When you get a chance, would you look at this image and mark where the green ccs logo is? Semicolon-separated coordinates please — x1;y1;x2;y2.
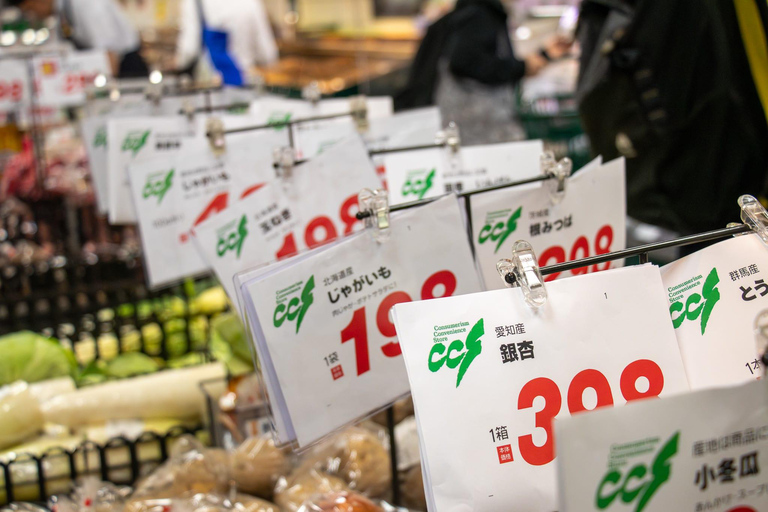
267;112;292;131
121;130;150;156
273;276;315;334
142;169;174;205
94;127;107;149
596;432;679;512
478;207;522;253
428;319;484;388
668;267;720;335
402;169;436;200
216;214;248;259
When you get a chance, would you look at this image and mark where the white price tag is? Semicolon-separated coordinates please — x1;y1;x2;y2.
107;116;201;224
392;265;690;512
0;59;29;113
129;136;280;288
470;157;626;290
194;136;381;312
383;140;546;206
556;379;768;512
239;196;481;447
108;114;280;224
661;234;768;389
35;51;111;107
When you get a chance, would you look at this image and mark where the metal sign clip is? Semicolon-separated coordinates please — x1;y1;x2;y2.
436;122;461;154
206;117;226;155
739;195;768;246
541;151;572;204
358;188;391;243
497;240;548;309
273;146;296;180
351;96;369;133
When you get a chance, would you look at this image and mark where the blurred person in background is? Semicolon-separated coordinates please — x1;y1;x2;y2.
175;0;279;86
577;0;768;236
396;0;570;144
8;0;149;78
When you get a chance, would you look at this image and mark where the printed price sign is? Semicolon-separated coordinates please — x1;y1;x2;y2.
661;234;768;389
392;265;690;512
107;116;200;224
107;114;286;224
383;140;545;206
556;379;768;512
0;59;29;113
194;136;381;311
34;51;111;107
239;196;482;447
82;99;152;214
470;157;626;290
129;136;280;288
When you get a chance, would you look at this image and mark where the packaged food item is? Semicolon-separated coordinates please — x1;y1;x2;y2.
274;470;351;512
292;426;391;498
370;400;414;427
131;436;230;499
0;382;44;450
296;491;383;512
232;493;281;512
231;436;291;499
399;466;426;512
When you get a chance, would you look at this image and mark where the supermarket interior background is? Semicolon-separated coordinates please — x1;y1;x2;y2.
0;1;767;511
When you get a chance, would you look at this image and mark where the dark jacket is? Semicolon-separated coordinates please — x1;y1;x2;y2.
448;0;526;85
395;0;524;110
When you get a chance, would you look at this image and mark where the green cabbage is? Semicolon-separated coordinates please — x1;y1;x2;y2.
0;332;76;387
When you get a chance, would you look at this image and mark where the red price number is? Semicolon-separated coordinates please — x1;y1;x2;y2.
539;225;614;281
64;72;99;94
517;359;665;466
0;80;24;102
340;270;458;376
275;193;361;260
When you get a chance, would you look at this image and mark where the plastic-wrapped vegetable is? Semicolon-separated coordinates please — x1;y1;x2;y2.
41;363;226;427
0;382;44;450
274;470;351;512
230;436;291;500
292;425;391;498
132;436;230;500
399;466;426;512
296;491;383;512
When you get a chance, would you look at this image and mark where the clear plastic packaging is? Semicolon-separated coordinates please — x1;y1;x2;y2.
296;491;383;512
274;470;351;512
130;436;230;500
291;425;391;498
230;435;291;500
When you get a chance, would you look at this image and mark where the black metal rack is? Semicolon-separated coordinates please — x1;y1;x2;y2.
0;426;203;505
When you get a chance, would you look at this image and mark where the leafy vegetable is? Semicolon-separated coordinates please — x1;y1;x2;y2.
0;332;76;387
106;352;161;379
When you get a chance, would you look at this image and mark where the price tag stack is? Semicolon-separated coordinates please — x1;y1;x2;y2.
77;84;768;512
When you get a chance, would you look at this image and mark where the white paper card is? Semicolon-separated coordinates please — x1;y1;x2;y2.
556;379;768;512
0;59;29;114
34;51;111;107
240;195;482;447
392;265;690;512
470;157;626;290
661;234;768;389
129;136;281;288
194;136;381;311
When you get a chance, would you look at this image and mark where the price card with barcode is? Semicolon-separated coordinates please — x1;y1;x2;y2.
556;378;768;512
129;134;281;288
0;59;29;114
194;136;381;312
470;157;626;290
239;195;482;448
391;264;690;512
34;51;111;107
660;234;768;390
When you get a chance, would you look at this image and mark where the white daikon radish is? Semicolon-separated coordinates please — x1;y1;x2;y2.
0;382;44;450
28;377;76;403
41;363;226;427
